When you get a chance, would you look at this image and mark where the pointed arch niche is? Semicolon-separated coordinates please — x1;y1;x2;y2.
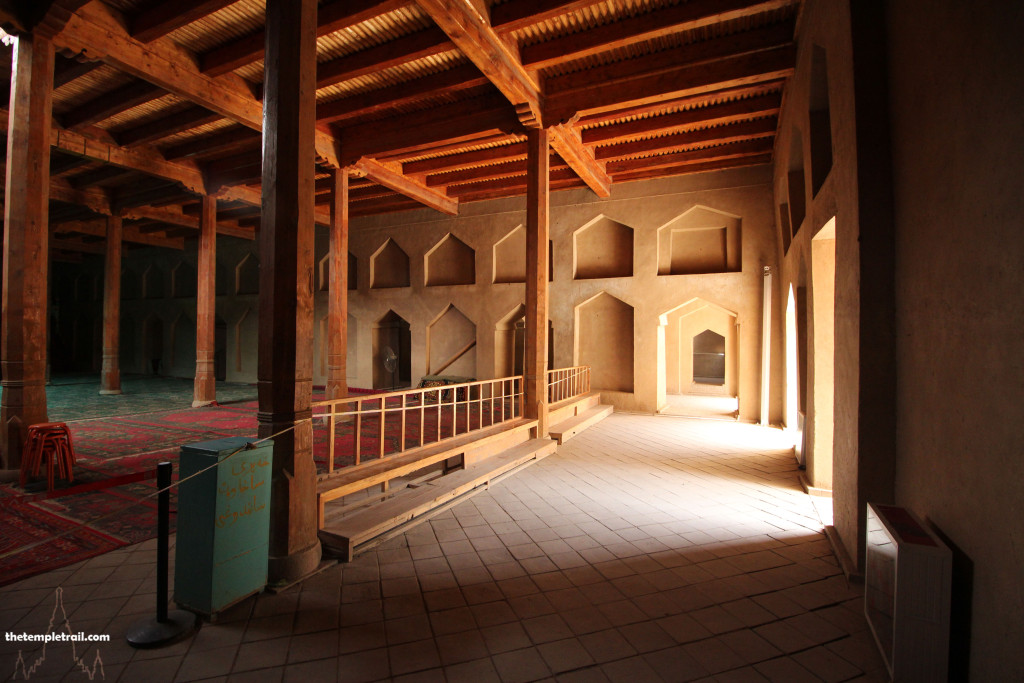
493;225;553;284
172;260;197;298
573;215;633;280
426;233;475;286
427;305;476;378
657;206;741;275
659;298;738;403
373;310;411;389
575;292;634;392
317;252;358;292
236;253;259;295
371;238;410;289
494;304;553;377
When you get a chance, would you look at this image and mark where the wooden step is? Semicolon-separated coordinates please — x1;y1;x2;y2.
316;417;536;525
549;404;613;444
319;437;557;561
547;391;601;426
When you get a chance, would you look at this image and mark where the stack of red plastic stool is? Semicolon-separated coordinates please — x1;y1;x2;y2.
20;422;77;491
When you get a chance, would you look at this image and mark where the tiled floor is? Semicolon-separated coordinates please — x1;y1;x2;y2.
0;413;886;682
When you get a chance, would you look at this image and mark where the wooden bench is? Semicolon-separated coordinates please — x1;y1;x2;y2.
549;403;613;444
319;437;556;560
316;417;536;527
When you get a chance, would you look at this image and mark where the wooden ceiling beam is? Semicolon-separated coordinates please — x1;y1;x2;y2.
60;80;163;129
123;203;255;239
605;138;774;174
52;2;341;166
316;65;490;125
546;43;796;123
316;27;453;90
415;0;541;123
51;236;106;255
116;105;222;147
578;81;784;126
129;0;238;43
489;0;605;34
446;167;579;197
425;154;566;186
339;95;522;161
65;164;136;189
548;123;609;196
582;91;782;145
403;141;528;175
350;157;458;215
595;116;778;161
53;218;185;249
53;57;101;88
199;0;409;77
521;0;797;70
610;152;773;183
415;0;610;196
161;124;259;160
377;132;515;163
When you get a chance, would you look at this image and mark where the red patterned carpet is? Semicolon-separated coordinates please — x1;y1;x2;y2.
0;389;510;586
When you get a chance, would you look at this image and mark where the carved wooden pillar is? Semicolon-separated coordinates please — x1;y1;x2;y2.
1;34;54;470
259;0;321;584
327;168;349;400
100;215;122;395
524;127;550;435
193;195;217;407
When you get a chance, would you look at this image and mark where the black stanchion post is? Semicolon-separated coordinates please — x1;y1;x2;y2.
156;461;170;623
126;461;199;648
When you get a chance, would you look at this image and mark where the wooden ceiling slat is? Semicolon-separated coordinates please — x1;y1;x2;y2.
61;80;164;129
605;138;774;174
316;65;490;125
610;153;773;183
117;105;222;147
351;158;458;215
403;142;528;175
416;0;610;196
161;124;259;160
130;0;239;43
426;155;567;187
545;44;796;122
489;0;606;34
339;95;522;161
582;92;782;145
199;0;410;77
594;116;778;161
521;0;797;70
316;28;453;90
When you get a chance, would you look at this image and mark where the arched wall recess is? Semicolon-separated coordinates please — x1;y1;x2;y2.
371;238;410;289
575;291;634;392
426;233;475;286
656;205;742;275
573;215;634;280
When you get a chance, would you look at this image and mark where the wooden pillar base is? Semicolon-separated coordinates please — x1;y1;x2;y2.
260;415;322;585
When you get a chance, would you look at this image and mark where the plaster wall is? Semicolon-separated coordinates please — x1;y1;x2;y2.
887;1;1024;678
343;165;782;419
771;0;897;568
118;168;782;421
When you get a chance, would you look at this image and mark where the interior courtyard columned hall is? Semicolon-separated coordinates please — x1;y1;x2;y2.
0;0;1020;680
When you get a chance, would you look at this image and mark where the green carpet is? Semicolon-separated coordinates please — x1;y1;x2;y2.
46;374;258;421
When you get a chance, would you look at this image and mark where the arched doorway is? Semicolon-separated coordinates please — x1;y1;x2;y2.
658;298;738;419
372;310;411;389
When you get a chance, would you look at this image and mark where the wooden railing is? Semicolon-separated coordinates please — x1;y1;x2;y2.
547;365;591;403
313;376;524;474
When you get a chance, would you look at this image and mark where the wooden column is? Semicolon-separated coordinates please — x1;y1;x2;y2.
326;168;349;400
524;127;550;435
259;0;321;584
1;34;54;470
193;195;217;407
100;215;123;395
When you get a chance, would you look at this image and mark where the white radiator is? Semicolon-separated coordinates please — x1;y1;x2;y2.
864;503;952;682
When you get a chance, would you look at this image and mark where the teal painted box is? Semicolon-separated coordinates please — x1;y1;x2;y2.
174;437;272;618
